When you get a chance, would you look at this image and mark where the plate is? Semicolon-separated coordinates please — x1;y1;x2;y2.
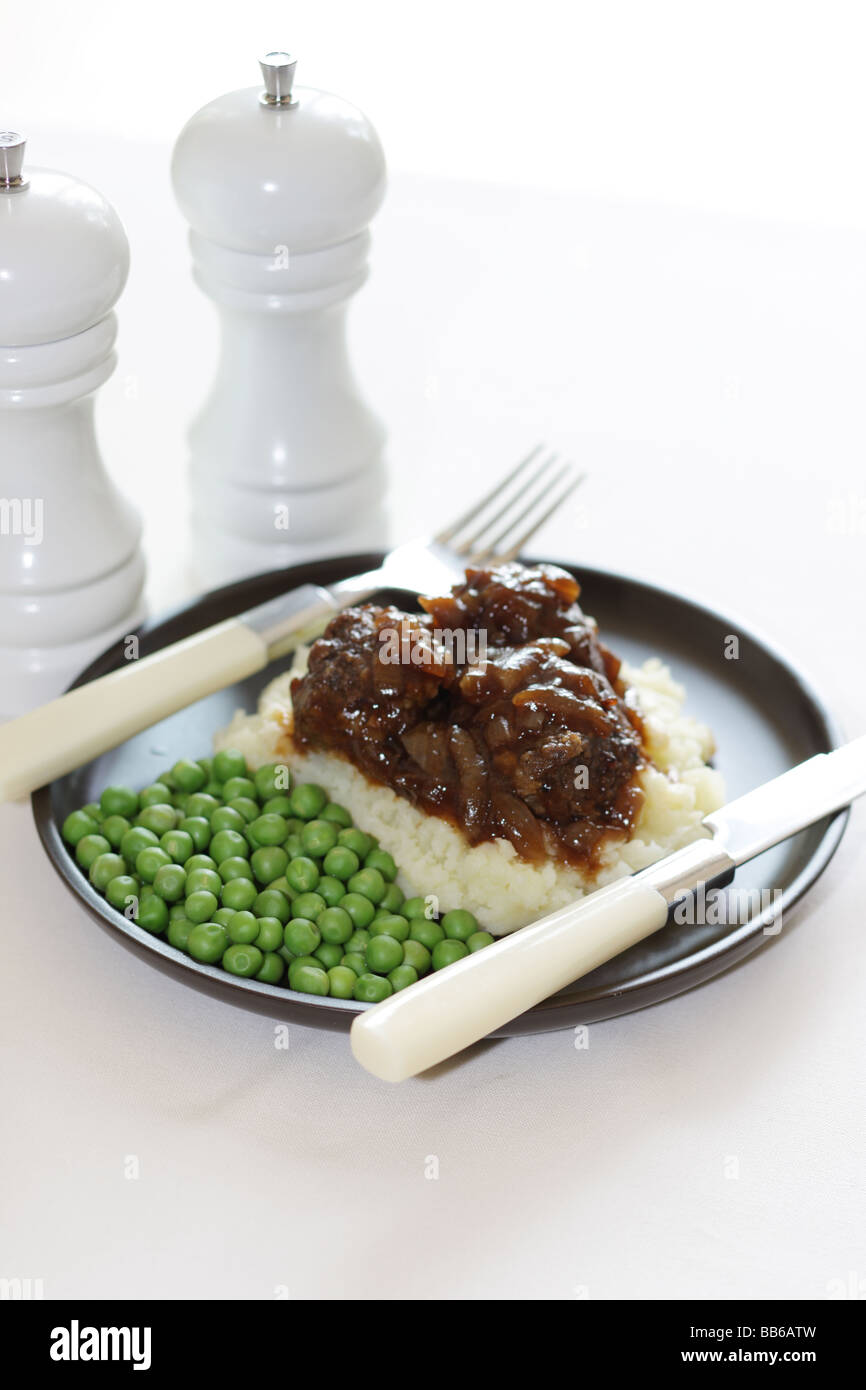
32;553;848;1037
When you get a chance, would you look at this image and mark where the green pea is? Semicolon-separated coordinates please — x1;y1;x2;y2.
256;952;284;984
209;805;246;834
81;802;102;821
89;852;127;890
285;857;319;894
380;882;405;913
316;875;345;907
261;795;293;818
105;874;139;910
159;829;194;864
388;964;418;992
254;763;290;800
409;919;444;951
370;913;409;943
292;891;326;921
328;965;358;998
432;939;469;970
345;929;371;955
185;890;220;924
286;954;322;975
322;846;359;881
197;756;213;776
218;855;254;883
227;910;259;944
212;908;237;928
178;816;211;851
289;782;328;820
138;782;171;808
289;964;329;996
353;973;392;1003
284;917;321;956
169;902;188;919
212;747;247;784
265;875;295;899
341;893;376;929
171;791;190;813
209;829;248;863
185;853;217;875
364;848;397;882
185;867;222;896
100;814;130;849
227;796;259;824
222;776;258;803
221;877;258;912
253;916;284;952
251;845;288;884
120;825;159;865
167;915;193;949
100;785;139;819
135;804;177;836
187;921;228;963
403;896;434;920
138;895;169;934
155;771;176;790
169;758;206;793
76;833;111;870
338;827;374;859
253;889;291;923
441;909;479;942
135;846;172;883
153;864;187;902
62;809;99;846
317;906;353;945
185;792;221;820
340;953;367;977
468;931;495;952
402;939;432;975
321;802;352;828
300;819;339;857
284;834;304;860
203;780;223;800
139;884;155;900
347;867;387;904
366;935;403;974
247;813;285;847
314;941;343;970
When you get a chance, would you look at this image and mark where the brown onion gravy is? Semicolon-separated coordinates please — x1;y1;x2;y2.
289;563;646;870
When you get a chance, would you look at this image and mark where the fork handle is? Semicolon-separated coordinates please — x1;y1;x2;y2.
0;582;341;803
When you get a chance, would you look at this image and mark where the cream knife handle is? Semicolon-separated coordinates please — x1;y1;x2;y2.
350;839;735;1082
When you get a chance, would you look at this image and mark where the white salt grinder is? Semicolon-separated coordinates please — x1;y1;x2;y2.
0;133;145;718
171;52;388;585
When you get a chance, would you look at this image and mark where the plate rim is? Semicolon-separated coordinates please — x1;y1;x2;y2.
31;552;850;1035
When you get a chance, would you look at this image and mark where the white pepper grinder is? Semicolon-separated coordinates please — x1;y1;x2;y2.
171;52;388;584
0;133;145;718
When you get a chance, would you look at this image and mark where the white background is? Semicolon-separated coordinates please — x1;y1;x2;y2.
1;0;865;1303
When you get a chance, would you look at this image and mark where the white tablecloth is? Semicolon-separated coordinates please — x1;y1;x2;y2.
2;143;864;1299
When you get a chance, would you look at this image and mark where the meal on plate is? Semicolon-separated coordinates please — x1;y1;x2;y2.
59;562;723;1003
217;562;724;933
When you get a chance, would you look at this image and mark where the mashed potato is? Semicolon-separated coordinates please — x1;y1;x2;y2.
215;654;724;933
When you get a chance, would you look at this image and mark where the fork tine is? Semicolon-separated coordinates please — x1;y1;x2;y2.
434;444;544;545
493;467;586;562
457;450;561;553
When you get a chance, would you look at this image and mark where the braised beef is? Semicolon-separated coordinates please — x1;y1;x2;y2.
289;563;646;870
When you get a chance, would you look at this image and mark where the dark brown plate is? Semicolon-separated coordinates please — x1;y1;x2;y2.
32;553;848;1036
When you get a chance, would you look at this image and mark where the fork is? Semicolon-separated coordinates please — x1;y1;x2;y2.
0;446;584;802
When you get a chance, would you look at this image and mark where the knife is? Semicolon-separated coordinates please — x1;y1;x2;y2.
350;735;866;1082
